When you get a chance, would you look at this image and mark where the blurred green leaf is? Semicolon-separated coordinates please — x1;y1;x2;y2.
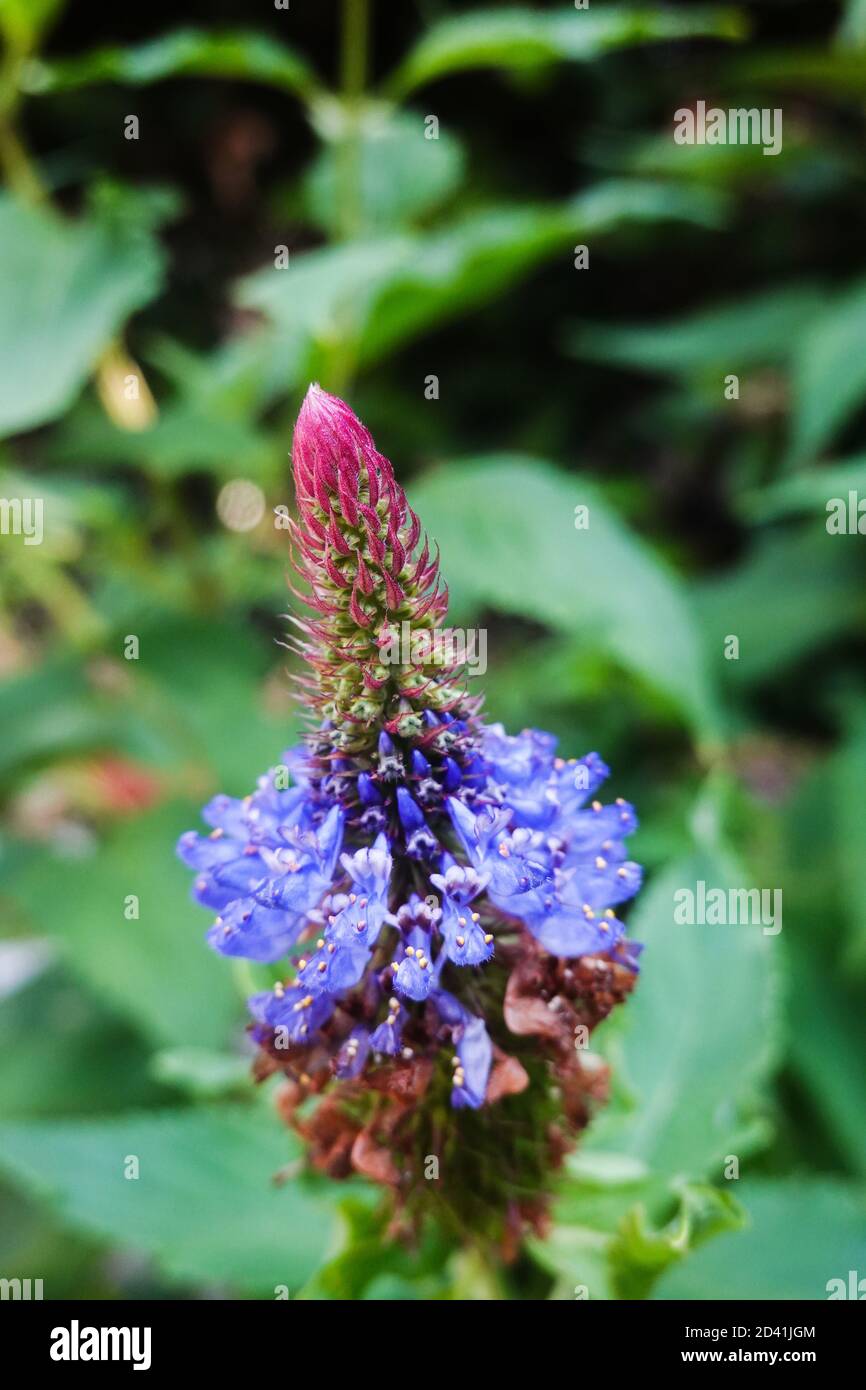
8;803;240;1050
587;126;848;190
731;47;866;95
0;1106;338;1294
832;706;866;975
0;195;165;437
387;5;746;96
0;963;167;1117
0;658;114;785
588;849;777;1179
236;180;726;400
47;400;277;482
411;455;719;736
297;1198;452;1301
839;0;866;46
303;107;466;234
609;1183;745;1299
745;455;866;521
787;279;866;464
787;948;866;1178
654;1179;866;1299
150;1046;253;1100
694;527;865;686
567;285;824;376
30;27;317;98
135;616;298;792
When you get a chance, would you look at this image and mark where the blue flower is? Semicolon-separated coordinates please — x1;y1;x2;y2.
369;997;405;1055
392;924;436;1000
177;391;642;1119
433;991;492;1110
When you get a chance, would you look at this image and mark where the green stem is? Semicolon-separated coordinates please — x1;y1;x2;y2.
340;0;369;106
336;0;369;242
0;45;47;204
326;0;371;394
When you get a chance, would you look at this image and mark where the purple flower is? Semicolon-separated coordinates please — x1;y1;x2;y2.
177;386;642;1124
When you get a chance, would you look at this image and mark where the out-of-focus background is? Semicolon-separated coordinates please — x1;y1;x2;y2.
1;0;865;1301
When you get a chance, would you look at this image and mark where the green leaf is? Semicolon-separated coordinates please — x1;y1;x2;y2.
744;455;866;522
567;285;824;376
0;195;165;437
609;1183;746;1299
0;1106;339;1294
302;107;466;235
48;400;278;482
587;125;839;189
0;656;116;786
150;1047;252;1100
30;27;317;98
296;1199;452;1301
135;615;298;792
235;180;726;400
693;527;866;686
387;6;746;97
7;803;240;1051
787;279;866;463
787;948;866;1177
410;455;719;736
832;707;866;975
0;963;167;1118
588;849;777;1180
654;1179;866;1299
839;0;866;46
731;47;866;97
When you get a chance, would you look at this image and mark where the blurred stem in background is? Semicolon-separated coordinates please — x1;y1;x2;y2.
339;0;369;216
0;31;45;203
326;0;371;395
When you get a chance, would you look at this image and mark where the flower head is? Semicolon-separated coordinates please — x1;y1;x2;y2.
178;385;642;1235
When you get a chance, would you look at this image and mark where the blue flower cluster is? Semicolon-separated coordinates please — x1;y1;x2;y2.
178;719;641;1109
